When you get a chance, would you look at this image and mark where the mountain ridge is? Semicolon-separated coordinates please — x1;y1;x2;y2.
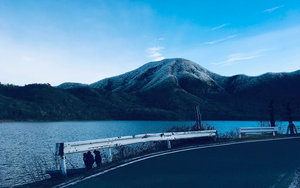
1;58;299;121
57;58;300;96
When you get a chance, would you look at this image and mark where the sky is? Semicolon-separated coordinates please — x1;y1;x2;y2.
0;0;299;86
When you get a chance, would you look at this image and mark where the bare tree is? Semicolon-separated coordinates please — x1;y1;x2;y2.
286;102;298;134
268;99;276;127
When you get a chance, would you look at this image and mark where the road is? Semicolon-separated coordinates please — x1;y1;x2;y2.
65;137;300;188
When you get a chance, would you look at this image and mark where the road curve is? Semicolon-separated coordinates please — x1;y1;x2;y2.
63;137;300;188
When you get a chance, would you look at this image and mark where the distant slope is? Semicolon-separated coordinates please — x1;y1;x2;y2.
57;82;89;89
220;70;300;94
0;84;179;121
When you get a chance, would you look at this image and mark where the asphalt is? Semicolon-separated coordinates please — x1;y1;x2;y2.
64;138;300;188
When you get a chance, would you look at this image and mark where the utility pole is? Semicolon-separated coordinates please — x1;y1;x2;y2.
195;105;203;130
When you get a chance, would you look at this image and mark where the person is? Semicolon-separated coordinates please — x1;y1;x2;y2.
86;151;94;170
94;150;102;167
83;153;87;169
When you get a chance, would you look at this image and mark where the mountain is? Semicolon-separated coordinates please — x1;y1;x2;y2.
58;58;299;98
1;58;299;121
89;58;224;94
58;58;300;121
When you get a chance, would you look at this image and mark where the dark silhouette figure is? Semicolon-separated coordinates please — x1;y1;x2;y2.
83;153;87;168
94;150;102;167
86;151;94;170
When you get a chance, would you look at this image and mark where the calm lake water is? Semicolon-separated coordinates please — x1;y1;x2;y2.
0;120;298;187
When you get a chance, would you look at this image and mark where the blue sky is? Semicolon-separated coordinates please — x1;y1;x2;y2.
0;0;299;86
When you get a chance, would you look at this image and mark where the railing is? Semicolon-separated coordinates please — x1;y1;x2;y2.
55;130;217;176
239;127;278;138
291;126;299;134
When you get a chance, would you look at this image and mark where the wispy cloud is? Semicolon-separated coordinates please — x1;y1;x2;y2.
147;46;165;61
205;35;236;45
212;23;230;30
263;5;284;13
212;54;260;66
212;49;271;66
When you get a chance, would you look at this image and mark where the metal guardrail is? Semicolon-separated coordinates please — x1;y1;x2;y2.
239;127;278;138
55;130;217;176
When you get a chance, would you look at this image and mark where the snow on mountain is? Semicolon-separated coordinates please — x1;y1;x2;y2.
89;58;224;93
57;58;300;95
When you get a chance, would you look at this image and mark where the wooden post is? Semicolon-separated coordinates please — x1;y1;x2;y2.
167;140;171;149
108;148;112;163
55;143;67;176
61;155;67;176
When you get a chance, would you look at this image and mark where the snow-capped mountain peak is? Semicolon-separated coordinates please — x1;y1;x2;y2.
57;58;299;97
89;58;223;93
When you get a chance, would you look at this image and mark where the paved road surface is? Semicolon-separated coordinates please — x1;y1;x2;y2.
66;138;300;188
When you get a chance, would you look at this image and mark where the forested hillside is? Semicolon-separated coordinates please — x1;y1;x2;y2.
0;82;298;121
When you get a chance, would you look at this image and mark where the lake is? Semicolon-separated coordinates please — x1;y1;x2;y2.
0;120;298;187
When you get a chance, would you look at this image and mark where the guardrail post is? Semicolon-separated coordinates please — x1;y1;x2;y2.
61;155;67;176
108;148;112;163
273;131;275;136
239;128;241;138
55;143;67;177
167;140;171;149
